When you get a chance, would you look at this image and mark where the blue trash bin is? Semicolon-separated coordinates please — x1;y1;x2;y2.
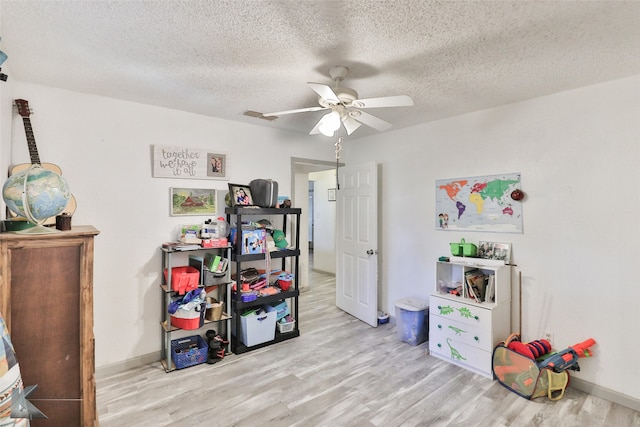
395;297;429;345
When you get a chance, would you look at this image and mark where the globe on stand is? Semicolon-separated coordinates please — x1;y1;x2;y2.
2;165;71;234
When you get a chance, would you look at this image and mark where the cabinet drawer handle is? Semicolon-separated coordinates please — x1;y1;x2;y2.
437;324;442;329
474;336;479;341
437;343;442;348
474;316;479;320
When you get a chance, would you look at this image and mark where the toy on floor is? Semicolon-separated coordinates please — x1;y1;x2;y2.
493;334;597;402
205;329;229;364
538;338;596;372
508;338;552;360
507;335;596;372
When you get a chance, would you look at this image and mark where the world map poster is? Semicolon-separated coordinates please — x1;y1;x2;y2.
436;173;523;233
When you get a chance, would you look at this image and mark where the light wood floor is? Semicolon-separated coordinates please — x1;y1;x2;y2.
97;269;640;426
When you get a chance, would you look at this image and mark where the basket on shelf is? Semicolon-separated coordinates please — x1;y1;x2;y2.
277;318;296;334
164;266;200;295
171;335;208;369
450;238;477;257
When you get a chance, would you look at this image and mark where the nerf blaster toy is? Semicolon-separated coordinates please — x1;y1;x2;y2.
538;338;596;373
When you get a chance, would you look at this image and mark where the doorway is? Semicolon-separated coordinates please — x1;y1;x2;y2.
308;168;338;274
291;157;342;291
308;181;314;252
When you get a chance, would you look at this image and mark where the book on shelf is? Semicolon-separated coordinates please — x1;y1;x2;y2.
216;257;229;273
484;274;496;302
464;269;487;303
464;271;480;303
466;280;480;302
205;253;222;271
162;241;202;251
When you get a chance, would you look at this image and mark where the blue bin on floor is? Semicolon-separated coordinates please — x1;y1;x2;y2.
395;297;429;346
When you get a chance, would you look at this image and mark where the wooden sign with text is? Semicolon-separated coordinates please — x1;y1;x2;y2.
152;145;228;180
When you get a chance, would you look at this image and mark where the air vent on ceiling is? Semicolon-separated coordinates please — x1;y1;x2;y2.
243;110;278;121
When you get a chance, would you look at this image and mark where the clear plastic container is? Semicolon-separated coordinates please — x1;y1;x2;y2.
395;297;429;345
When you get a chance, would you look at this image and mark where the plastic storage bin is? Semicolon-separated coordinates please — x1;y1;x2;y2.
240;304;277;347
171;335;208;369
269;300;290;321
164;265;200;295
395;297;429;346
170;302;206;330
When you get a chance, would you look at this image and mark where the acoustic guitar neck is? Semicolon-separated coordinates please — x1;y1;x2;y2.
21;114;42;165
12;99;62;175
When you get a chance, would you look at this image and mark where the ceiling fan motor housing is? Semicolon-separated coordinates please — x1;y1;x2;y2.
319;86;358;108
329;65;349;81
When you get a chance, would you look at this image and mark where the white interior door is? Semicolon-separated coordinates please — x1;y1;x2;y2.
336;161;378;327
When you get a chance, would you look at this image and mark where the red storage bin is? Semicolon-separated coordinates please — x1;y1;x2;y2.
170;302;206;330
164;266;200;295
171;316;201;330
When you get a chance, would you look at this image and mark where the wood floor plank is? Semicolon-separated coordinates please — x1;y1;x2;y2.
97;268;640;426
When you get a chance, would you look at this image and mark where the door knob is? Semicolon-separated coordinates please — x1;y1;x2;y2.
366;249;378;255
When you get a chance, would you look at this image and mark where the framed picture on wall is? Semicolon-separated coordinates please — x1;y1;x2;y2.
152;145;230;180
207;153;226;178
170;187;217;216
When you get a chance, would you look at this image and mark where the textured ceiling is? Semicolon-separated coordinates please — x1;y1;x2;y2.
1;1;639;139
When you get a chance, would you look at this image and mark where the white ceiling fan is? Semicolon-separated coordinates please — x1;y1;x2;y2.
261;65;414;137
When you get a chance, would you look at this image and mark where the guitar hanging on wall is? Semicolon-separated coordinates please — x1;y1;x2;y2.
11;99;77;225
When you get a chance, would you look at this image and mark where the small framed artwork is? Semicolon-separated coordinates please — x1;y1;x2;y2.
478;241;511;263
328;188;337;201
170;187;217;216
228;183;254;207
492;242;511;263
207;153;226;178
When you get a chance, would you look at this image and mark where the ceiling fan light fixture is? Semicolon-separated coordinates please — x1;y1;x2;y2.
319;127;334;137
318;111;341;137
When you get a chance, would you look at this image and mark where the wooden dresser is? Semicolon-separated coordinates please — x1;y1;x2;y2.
0;225;99;426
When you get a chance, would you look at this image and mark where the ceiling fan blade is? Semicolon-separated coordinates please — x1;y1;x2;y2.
341;115;362;135
308;82;340;104
309;115;325;135
351;95;414;109
349;110;392;131
262;106;327;117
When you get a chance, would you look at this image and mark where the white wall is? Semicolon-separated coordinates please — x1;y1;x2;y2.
0;81;335;369
3;74;638;406
309;169;336;274
342;75;640;402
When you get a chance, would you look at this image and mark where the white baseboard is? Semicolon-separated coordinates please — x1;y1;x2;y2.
570;376;640;412
95;351;160;380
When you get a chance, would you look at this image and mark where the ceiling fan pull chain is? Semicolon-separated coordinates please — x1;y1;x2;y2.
335;137;342;190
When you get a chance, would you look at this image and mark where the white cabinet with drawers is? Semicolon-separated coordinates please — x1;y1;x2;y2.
429;261;512;378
